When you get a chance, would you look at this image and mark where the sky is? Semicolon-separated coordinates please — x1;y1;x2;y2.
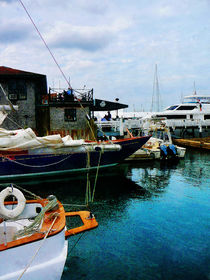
0;0;210;111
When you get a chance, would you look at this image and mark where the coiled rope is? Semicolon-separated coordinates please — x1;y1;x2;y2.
14;197;58;239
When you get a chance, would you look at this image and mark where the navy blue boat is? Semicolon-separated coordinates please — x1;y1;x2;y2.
0;136;150;182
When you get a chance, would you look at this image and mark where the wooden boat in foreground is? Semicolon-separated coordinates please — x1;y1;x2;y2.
0;186;98;280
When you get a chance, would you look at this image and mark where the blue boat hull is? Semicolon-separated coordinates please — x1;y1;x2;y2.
0;136;150;182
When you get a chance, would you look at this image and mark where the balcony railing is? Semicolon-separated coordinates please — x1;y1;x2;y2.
44;87;93;105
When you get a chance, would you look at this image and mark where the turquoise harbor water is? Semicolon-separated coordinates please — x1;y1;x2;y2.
32;150;209;279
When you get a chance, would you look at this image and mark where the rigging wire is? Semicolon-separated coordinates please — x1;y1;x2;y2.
18;0;72;89
0;84;17;112
18;0;97;141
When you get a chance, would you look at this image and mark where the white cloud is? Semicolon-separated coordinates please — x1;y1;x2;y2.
0;0;210;110
46;22;116;52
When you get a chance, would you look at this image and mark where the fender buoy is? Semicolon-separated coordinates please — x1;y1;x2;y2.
0;187;26;219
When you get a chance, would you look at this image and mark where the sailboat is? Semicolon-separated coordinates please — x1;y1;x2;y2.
0;112;150;182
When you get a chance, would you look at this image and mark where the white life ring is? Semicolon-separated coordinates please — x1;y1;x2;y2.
0;187;26;219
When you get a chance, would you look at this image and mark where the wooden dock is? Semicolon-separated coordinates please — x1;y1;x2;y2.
173;137;210;150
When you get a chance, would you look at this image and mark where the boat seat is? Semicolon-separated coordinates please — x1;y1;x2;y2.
0;219;33;243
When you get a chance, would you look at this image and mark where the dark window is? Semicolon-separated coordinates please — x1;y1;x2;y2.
64;109;77;122
8;80;27;100
176;106;196;110
166;105;178;110
204;115;210;120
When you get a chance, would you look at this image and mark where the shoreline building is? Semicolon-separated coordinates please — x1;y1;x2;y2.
0;66;127;139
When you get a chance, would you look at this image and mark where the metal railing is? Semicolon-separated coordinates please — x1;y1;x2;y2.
48;87;93;103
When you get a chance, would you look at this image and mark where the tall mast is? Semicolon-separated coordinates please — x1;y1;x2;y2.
151;64;161;112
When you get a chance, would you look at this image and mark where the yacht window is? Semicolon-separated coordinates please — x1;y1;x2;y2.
204;115;210;120
166;105;178;110
176;106;197;110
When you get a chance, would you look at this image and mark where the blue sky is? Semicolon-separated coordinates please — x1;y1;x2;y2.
0;0;210;111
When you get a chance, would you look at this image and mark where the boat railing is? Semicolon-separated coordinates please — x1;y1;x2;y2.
95;118;142;136
164;119;210;128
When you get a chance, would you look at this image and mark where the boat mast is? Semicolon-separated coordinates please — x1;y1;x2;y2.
193;81;197;95
151;64;161;112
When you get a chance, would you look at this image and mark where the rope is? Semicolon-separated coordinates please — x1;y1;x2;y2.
0;84;17;112
68;232;85;254
1;153;73;168
18;0;72;89
17;215;58;280
14;197;58;239
18;0;98;141
3;114;25;130
0;183;42;200
85;150;91;205
84;147;102;204
91;150;102;202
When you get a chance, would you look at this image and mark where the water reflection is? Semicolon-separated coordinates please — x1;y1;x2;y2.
13;150;209;280
126;160;179;197
18;149;209;204
177;149;210;187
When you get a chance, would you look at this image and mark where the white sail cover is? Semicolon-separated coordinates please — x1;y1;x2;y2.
0;128;85;150
0;128;121;152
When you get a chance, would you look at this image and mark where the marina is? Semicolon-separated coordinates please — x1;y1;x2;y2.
0;1;210;279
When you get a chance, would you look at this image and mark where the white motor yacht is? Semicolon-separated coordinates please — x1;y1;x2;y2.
152;94;210;138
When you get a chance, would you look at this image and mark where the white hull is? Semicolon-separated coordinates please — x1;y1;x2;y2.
0;229;68;280
153;94;210;139
126;148;160;160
